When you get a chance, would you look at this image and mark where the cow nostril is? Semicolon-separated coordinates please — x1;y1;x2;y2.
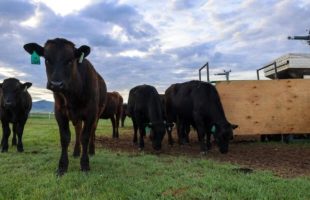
4;101;12;106
50;81;64;88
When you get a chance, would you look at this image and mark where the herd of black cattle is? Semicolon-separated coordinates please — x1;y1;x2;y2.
0;38;237;175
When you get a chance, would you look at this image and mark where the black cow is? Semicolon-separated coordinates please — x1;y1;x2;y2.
165;80;238;154
100;91;123;138
24;38;107;175
127;85;166;150
120;103;127;127
0;78;32;152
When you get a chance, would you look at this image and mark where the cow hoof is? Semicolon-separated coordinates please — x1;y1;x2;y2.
138;147;144;151
1;149;8;153
56;169;67;177
88;147;95;156
81;166;90;172
17;148;24;153
200;151;207;156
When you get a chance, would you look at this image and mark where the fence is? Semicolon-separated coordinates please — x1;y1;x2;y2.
216;79;310;135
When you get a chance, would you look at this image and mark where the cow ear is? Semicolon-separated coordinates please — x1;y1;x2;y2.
75;45;91;58
23;43;44;56
22;82;32;91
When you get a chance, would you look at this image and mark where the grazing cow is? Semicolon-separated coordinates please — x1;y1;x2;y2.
100;91;123;138
24;38;107;175
127;85;166;150
120;103;127;127
0;78;32;152
165;80;238;154
159;94;174;145
165;86;192;145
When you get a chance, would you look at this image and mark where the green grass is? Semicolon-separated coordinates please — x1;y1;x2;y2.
0;115;309;200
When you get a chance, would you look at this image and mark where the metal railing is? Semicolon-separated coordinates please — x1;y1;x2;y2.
198;62;209;82
256;60;289;80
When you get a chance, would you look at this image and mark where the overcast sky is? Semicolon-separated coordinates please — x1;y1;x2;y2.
0;0;309;102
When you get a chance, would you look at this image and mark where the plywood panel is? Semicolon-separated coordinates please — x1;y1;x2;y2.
216;79;310;135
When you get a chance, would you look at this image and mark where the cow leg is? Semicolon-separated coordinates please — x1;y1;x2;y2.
12;124;17;146
138;124;145;150
176;119;183;145
193;113;207;154
115;113;120;138
111;117;116;138
206;132;212;150
177;119;187;145
88;119;98;156
121;116;125;127
55;112;71;176
73;121;82;157
184;124;190;144
1;121;11;152
81;118;97;171
15;122;26;152
132;118;138;145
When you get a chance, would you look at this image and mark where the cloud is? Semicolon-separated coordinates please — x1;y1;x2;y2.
80;1;157;39
171;0;206;10
0;0;309;102
28;86;53;101
0;0;35;21
0;64;26;80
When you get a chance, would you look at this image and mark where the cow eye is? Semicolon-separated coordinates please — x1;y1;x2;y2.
45;59;51;64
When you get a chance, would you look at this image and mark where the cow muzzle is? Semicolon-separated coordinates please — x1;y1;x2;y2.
4;100;15;108
47;81;64;92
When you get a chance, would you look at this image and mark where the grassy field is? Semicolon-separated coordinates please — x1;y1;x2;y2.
0;114;309;200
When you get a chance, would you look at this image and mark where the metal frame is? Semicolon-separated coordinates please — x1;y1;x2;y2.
256;60;289;80
198;62;209;82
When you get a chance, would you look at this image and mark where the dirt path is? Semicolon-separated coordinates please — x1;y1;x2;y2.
96;130;310;178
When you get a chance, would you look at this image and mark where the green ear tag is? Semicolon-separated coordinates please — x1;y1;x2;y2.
79;52;84;64
145;127;151;135
211;125;216;134
31;51;40;65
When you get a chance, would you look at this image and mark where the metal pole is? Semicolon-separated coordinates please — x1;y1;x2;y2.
257;69;260;80
198;62;209;82
206;62;210;82
274;62;278;79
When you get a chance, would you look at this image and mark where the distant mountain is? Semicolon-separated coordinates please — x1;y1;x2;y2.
31;100;54;113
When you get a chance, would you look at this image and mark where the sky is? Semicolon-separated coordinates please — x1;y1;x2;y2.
0;0;309;102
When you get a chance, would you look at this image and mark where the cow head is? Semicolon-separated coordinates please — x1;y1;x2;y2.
165;122;174;133
213;123;238;154
0;78;32;108
146;121;166;151
23;38;90;93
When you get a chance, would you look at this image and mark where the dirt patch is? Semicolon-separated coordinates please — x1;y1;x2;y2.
96;130;310;178
162;186;190;197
